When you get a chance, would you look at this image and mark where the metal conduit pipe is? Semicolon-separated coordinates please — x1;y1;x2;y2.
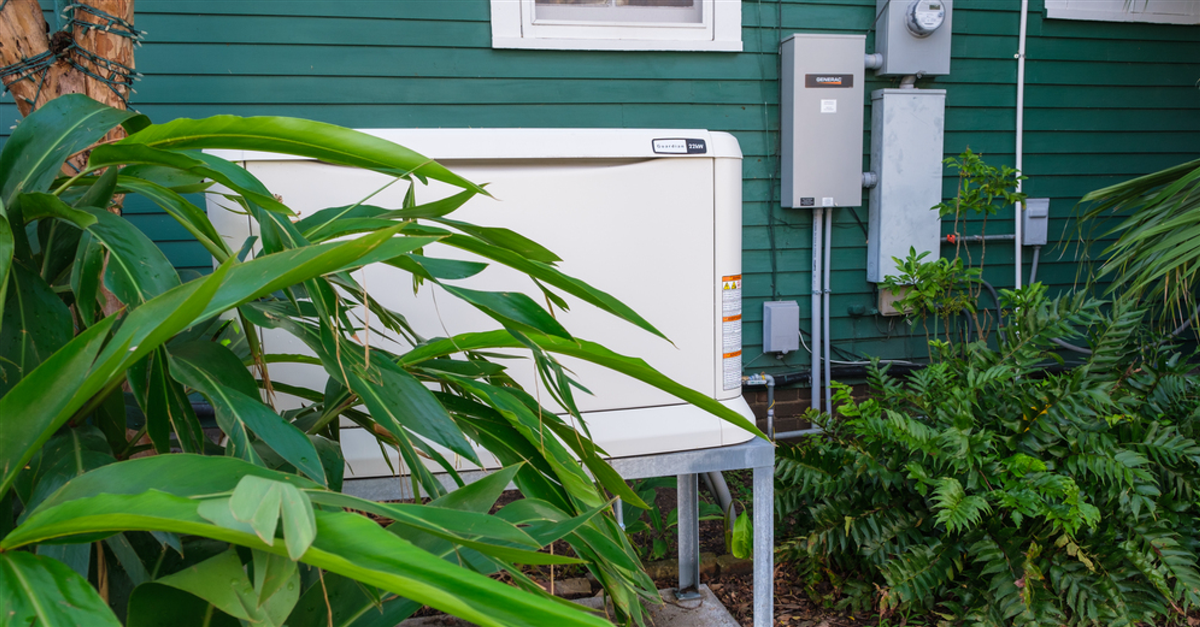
943;233;1016;244
1015;0;1031;288
702;471;738;529
823;208;833;412
774;427;823;440
744;373;776;440
1030;245;1042;284
811;208;824;413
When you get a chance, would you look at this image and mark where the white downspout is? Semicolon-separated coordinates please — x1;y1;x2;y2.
811;208;823;413
1014;0;1030;288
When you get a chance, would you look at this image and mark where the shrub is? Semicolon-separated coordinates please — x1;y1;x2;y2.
0;95;763;627
777;284;1200;626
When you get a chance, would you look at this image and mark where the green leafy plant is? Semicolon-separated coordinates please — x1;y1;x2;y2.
0;95;765;627
618;477;724;562
776;284;1200;626
1078;158;1200;323
880;247;981;346
880;150;1024;350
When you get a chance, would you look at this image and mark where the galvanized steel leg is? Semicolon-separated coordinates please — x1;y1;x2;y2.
676;473;701;599
753;462;774;627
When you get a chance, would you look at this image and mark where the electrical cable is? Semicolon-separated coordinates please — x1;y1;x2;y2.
847;206;870;240
798;326;918;366
978;279;1006;344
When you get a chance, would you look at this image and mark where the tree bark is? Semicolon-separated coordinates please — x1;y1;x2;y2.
0;0;135;117
0;0;135;317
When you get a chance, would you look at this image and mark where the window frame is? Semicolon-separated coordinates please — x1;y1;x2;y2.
1044;0;1200;25
490;0;743;51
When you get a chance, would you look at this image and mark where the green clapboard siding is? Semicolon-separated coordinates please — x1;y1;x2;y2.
1;0;1197;371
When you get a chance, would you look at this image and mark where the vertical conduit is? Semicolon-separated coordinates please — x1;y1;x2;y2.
811;208;824;413
823;207;833;412
1014;0;1030;288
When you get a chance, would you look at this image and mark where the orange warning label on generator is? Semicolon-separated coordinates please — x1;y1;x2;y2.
721;273;743;391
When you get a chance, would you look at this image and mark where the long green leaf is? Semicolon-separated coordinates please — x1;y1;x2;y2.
0;263;73;398
0;200;12;337
346;358;479;465
439;284;572;340
118;116;485;196
16;426;115;521
69;231;104;326
0;551;121;627
7;457;611;627
287;464;529;627
127;583;241;627
22;193;183;307
0;314;117;500
138;549;297;626
405;330;767;440
0;95;140;209
117;175;231;261
90;144;291;215
171;354;325;484
406;225;666;341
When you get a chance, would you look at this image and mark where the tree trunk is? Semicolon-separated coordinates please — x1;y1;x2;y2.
0;0;136;316
0;0;135;116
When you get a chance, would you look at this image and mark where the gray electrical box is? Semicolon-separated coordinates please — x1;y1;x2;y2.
867;88;946;283
763;301;800;354
781;34;865;209
874;0;953;77
1023;197;1050;246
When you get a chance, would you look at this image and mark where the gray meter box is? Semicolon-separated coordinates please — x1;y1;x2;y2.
867;88;946;283
875;0;953;77
781;34;865;209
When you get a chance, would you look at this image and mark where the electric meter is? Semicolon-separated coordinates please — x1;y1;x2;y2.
905;0;946;37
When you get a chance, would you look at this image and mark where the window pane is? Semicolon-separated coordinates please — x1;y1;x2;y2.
618;0;696;6
534;0;702;24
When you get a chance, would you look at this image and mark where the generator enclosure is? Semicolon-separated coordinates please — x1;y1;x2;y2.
781;33;866;209
208;129;757;479
867;88;946;283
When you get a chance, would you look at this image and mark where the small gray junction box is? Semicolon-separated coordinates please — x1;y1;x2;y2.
763;301;800;354
781;34;866;209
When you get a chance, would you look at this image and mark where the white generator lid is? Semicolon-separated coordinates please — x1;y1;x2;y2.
209;128;742;162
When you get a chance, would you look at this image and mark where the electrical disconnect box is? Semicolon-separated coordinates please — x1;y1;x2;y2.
1023;198;1050;246
874;0;953;76
867;88;946;283
781;34;865;209
762;301;800;354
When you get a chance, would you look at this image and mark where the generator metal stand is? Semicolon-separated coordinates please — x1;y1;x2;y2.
344;437;775;627
608;438;774;627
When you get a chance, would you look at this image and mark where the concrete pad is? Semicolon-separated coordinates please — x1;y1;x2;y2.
399;585;740;627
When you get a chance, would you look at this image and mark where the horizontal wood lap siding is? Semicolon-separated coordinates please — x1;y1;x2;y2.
1018;4;1200;314
3;0;1195;371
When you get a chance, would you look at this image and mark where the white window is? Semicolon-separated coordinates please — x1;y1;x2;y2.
1045;0;1200;25
490;0;742;51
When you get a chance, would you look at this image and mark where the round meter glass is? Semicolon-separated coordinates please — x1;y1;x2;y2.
905;0;946;38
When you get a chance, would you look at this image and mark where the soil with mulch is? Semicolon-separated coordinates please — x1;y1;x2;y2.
363;474;885;627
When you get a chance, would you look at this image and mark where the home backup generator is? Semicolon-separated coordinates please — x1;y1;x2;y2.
208;129;756;479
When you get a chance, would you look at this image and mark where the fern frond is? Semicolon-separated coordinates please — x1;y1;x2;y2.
880;541;960;611
932;477;991;533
